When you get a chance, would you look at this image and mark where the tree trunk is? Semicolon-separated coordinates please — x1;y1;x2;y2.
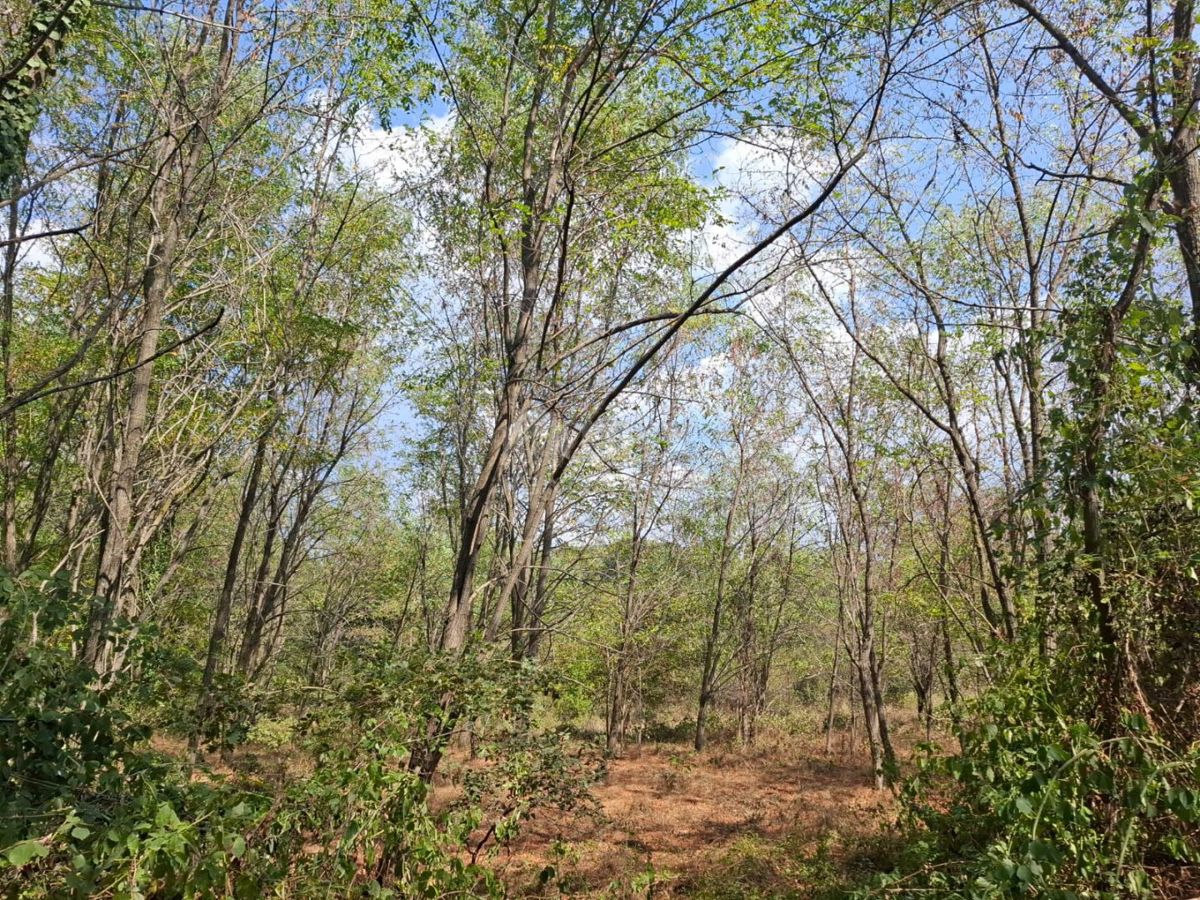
695;450;745;752
189;424;270;761
824;600;844;755
84;176;180;672
1;191;19;570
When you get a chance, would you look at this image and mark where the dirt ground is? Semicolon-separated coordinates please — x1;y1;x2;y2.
482;737;899;897
168;725;912;897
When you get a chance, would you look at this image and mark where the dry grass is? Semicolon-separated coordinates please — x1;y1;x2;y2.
155;711;935;897
483;734;906;897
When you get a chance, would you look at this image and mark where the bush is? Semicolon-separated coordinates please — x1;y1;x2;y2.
0;570;498;898
643;717;696;744
872;663;1200;898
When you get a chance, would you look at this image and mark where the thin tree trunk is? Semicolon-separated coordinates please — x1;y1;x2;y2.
824;599;844;755
1;191;20;570
84;178;180;671
189;424;270;761
695;460;744;752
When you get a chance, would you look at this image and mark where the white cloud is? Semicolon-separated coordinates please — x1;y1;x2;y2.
349;111;455;186
695;128;830;273
16;217;66;270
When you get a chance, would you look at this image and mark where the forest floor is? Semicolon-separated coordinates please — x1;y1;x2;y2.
476;731;911;898
173;719;920;897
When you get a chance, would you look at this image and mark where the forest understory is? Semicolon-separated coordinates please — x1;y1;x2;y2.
172;716;913;898
487;734;898;897
166;712;1200;898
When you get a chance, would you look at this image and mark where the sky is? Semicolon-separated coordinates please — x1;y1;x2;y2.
349;105;833;489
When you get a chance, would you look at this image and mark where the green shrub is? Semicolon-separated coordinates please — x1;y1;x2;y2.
0;570;497;898
872;664;1200;898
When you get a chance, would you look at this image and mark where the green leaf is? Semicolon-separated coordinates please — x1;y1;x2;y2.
5;840;49;866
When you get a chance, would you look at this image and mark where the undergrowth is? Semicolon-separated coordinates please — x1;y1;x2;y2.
0;570;596;898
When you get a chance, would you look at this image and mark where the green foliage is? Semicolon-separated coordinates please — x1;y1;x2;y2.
0;0;93;186
459;726;602;854
0;570;500;898
874;663;1200;898
303;646;605;857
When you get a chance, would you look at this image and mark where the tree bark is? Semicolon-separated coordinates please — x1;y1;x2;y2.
189;423;270;760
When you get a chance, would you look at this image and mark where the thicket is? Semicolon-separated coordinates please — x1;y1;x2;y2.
1;570;602;897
